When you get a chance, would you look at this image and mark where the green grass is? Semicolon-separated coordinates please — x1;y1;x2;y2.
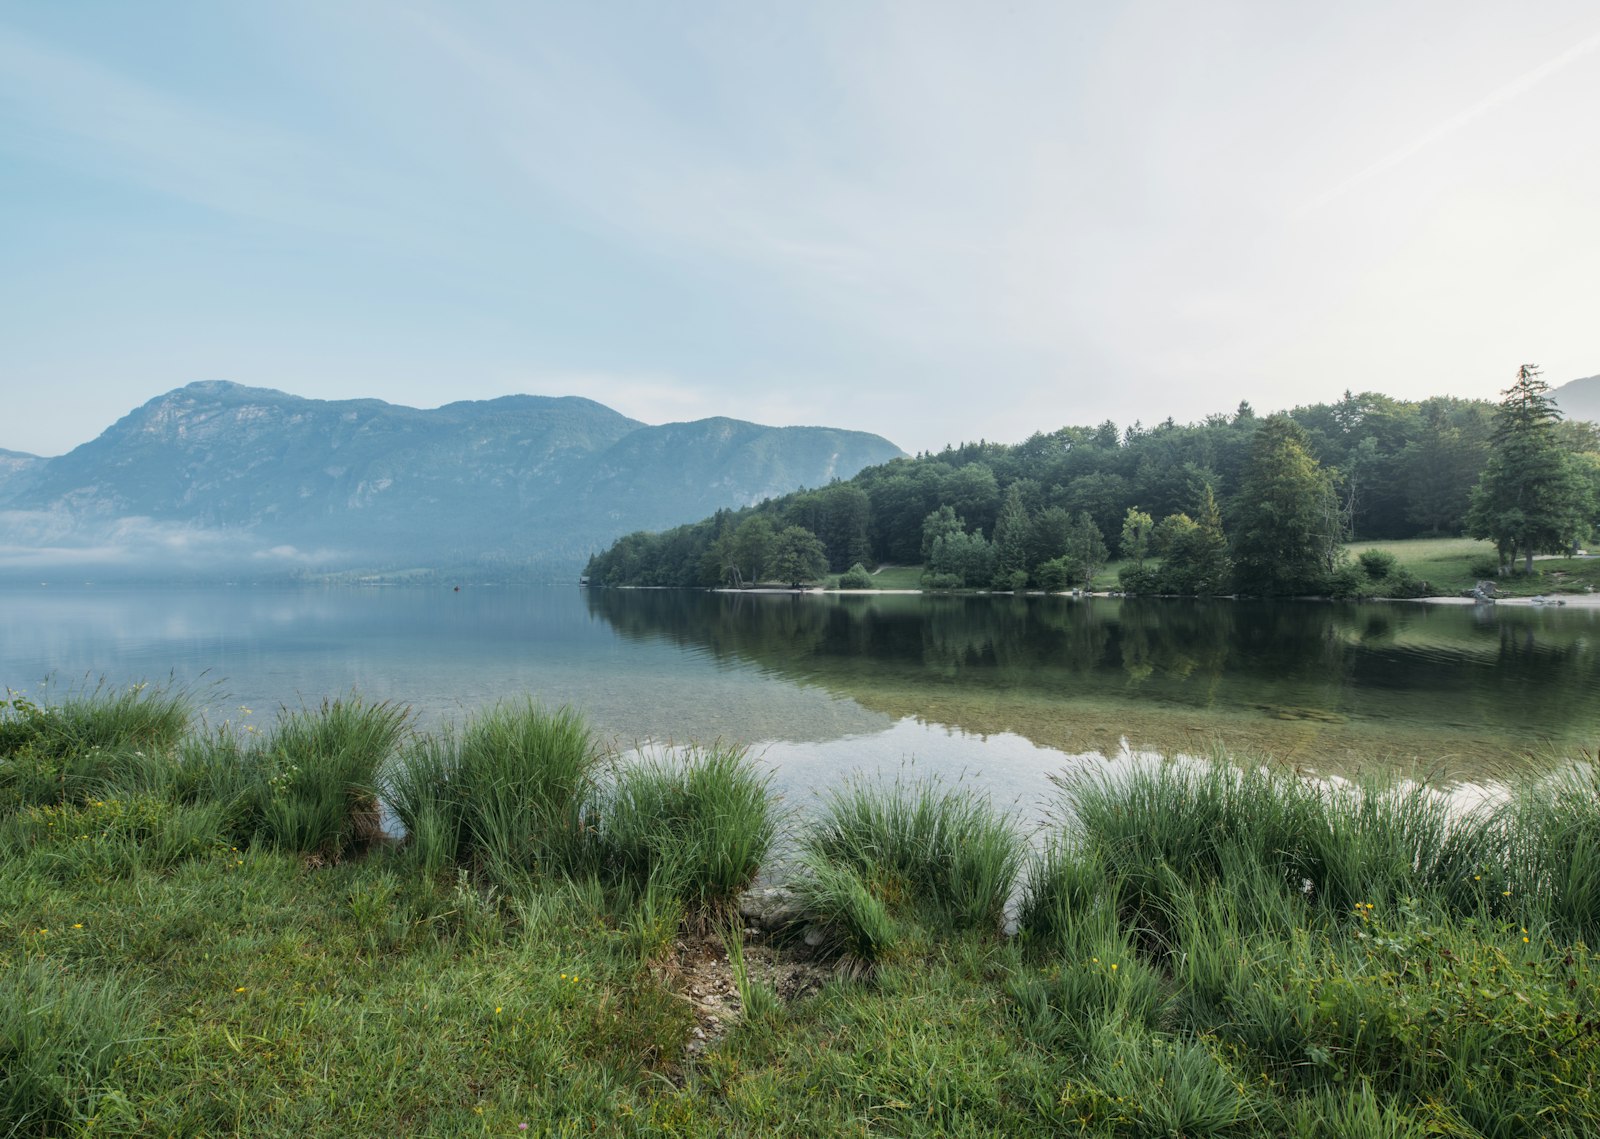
249;697;409;860
6;685;1600;1136
1347;536;1600;597
864;564;923;589
0;959;151;1134
1;682;193;812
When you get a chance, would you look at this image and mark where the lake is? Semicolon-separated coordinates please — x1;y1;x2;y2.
3;584;1597;810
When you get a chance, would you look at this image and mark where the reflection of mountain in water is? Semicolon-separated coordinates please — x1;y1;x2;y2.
585;590;1600;773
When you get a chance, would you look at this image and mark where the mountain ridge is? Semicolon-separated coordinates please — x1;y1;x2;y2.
1552;375;1600;425
0;382;904;580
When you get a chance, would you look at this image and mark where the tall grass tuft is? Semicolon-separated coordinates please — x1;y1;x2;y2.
1499;761;1600;944
598;743;775;923
0;683;191;811
168;725;262;841
1086;1025;1258;1138
383;702;600;882
792;856;900;968
1280;1084;1431;1139
801;777;1023;934
1016;838;1112;948
1058;757;1498;921
721;917;782;1025
0;959;150;1132
253;697;408;860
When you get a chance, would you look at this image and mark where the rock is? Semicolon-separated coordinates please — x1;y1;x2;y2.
739;886;806;932
1473;580;1498;603
802;924;828;948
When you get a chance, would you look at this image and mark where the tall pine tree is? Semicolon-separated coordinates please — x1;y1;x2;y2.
1467;365;1593;574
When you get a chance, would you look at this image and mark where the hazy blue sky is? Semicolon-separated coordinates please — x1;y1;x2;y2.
3;1;1597;457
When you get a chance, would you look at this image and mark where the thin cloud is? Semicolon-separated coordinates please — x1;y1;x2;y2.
1297;28;1600;217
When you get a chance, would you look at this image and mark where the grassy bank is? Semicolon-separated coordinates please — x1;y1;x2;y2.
1349;537;1600;598
5;686;1600;1136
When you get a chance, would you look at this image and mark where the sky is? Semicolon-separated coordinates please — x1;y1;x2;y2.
2;1;1598;459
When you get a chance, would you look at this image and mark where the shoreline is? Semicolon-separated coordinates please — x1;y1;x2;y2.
711;584;1600;608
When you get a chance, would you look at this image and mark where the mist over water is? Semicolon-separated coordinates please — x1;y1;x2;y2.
4;584;1596;807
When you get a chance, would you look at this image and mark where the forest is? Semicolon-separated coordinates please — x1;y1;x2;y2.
585;379;1600;597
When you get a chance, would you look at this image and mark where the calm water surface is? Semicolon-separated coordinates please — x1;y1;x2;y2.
4;584;1596;807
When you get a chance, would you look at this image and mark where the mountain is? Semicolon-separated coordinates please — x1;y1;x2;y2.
0;448;42;497
1552;375;1600;425
0;382;904;580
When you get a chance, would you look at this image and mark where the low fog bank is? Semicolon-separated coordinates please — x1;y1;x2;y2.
0;511;582;585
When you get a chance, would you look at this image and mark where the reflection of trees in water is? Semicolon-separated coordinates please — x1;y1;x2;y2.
584;589;832;670
584;590;1600;742
1115;600;1232;689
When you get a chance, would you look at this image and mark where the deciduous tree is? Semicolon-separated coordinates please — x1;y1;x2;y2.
768;526;828;587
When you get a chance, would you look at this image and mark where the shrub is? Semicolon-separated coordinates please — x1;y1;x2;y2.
1357;549;1398;579
838;563;875;589
1036;557;1074;592
919;571;964;591
1383;568;1429;598
996;569;1030;593
1327;561;1370;599
1468;555;1501;578
1117;565;1162;594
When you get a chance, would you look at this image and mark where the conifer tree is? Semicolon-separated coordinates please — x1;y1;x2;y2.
1467;365;1593;574
1231;415;1344;595
990;483;1031;588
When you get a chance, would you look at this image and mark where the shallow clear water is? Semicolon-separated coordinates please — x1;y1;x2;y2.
3;584;1596;808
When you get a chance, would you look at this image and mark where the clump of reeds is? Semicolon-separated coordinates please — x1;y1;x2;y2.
1048;757;1502;927
249;697;409;860
794;777;1022;966
1498;760;1600;945
596;742;776;924
1010;754;1600;1137
384;701;600;882
0;682;192;811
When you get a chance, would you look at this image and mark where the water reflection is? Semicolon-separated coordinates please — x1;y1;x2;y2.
586;590;1600;776
2;584;1593;788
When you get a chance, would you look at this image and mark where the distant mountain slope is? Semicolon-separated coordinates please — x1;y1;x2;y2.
0;448;42;502
0;382;904;579
1552;375;1600;424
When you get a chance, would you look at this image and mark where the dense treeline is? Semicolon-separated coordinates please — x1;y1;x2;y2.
586;386;1600;596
